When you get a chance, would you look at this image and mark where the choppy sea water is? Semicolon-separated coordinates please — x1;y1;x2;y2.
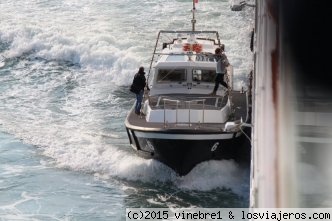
0;0;254;220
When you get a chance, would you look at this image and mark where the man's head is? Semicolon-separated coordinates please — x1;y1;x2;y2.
220;44;225;52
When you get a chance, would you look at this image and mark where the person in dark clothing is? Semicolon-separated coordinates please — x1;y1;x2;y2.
209;45;229;96
131;66;149;115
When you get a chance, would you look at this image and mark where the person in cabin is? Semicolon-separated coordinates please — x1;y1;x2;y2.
209;44;230;95
130;66;149;115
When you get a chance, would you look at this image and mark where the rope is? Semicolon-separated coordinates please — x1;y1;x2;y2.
239;123;252;143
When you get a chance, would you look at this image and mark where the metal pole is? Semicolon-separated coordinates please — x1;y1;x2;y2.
176;101;179;125
188;101;191;126
163;99;166;127
202;99;205;123
192;0;196;32
147;31;161;83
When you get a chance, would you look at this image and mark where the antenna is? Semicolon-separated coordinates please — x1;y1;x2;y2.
191;0;196;31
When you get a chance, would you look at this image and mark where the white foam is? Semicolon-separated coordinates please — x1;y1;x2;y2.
175;160;249;195
0;0;253;86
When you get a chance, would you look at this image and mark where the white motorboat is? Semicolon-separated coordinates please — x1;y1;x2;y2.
125;1;251;176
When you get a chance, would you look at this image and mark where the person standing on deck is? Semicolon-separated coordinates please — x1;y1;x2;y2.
209;45;230;95
130;67;149;115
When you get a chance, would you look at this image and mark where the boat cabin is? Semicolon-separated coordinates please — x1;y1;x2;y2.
143;45;233;125
150;61;217;96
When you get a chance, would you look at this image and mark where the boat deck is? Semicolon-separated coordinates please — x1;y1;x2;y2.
126;91;249;132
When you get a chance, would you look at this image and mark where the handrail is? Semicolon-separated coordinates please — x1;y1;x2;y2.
163;98;180;126
155;96;225;109
162;98;206;127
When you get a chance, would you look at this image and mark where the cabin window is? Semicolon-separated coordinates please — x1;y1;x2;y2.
156;69;187;83
192;69;215;83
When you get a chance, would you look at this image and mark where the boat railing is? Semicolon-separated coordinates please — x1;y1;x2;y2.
151;95;226;110
162;98;206;127
162;99;180;125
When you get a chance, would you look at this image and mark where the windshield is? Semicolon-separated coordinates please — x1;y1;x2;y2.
156;69;187;83
192;69;215;83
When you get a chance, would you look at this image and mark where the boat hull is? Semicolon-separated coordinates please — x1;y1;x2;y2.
126;128;250;176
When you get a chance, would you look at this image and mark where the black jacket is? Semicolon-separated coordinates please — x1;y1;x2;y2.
130;72;146;94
